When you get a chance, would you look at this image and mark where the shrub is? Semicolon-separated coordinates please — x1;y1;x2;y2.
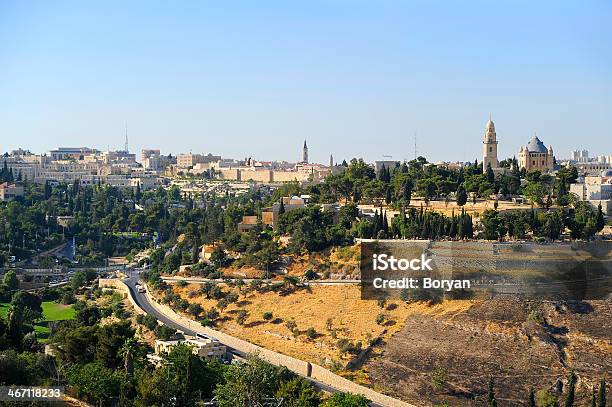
304;269;318;280
262;311;273;321
236;309;248;325
285;320;297;331
305;327;317;339
432;367;447;390
536;390;558;407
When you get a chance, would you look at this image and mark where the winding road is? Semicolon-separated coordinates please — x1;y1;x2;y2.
122;275;359;403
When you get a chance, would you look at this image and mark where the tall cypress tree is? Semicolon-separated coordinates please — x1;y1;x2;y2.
528;388;536;407
456;185;468;206
278;199;285;215
564;372;577;407
597;378;606;407
488;377;498;407
596;204;605;232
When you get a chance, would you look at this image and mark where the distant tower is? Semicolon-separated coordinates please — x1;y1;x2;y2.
482;116;498;171
329;154;333;167
302;140;309;164
124;123;129;153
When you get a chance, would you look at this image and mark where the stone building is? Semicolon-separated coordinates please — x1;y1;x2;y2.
518;135;554;172
482;118;499;171
0;183;24;201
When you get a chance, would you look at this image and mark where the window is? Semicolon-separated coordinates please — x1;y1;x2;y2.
489;147;492;152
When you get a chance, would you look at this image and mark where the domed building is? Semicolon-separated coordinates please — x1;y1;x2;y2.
518;135;554;172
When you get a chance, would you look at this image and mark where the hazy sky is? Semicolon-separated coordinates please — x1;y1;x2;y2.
1;1;610;164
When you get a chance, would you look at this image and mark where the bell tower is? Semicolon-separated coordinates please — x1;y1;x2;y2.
482;116;498;171
302;140;309;164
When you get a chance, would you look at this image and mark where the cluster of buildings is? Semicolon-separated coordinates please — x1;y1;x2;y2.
571;149;612;165
1;145;162;193
168;140;342;183
235;195;337;233
570;170;612;215
479;117;611;215
0;139;344;202
482;118;555;173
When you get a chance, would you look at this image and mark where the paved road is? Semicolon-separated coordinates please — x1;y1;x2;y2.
123;276;382;406
125;277;198;336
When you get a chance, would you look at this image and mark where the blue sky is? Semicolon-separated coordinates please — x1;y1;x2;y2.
1;1;610;163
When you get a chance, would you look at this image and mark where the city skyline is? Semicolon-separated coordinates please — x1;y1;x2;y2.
1;1;611;163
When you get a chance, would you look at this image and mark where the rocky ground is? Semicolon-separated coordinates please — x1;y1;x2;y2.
365;299;611;406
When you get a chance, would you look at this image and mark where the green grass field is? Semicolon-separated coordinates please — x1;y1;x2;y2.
0;301;75;342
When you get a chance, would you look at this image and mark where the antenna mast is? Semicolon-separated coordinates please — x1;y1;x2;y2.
124;123;129;152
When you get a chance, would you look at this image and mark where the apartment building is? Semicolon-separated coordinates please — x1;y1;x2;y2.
0;183;25;201
570;170;612;215
154;335;226;359
177;153;221;168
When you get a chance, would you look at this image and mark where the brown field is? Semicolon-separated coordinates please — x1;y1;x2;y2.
172;283;473;369
365;299;612;406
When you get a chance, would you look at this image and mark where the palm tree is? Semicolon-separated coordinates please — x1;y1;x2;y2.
119;337;139;376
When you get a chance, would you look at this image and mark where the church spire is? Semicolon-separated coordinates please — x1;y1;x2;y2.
301;140;309;164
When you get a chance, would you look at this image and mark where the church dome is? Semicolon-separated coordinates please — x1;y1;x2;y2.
485;119;495;131
526;136;548;153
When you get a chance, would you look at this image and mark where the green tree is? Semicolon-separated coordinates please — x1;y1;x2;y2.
164;343;224;404
215;355;292;407
597;378;606;407
322;392;369;407
596;203;605;232
456;185;468;206
481;210;506;241
524;182;547;206
540;210;564;241
3;271;19;290
487;377;498;407
564;371;577;407
10;291;42;325
275;377;321;407
95;321;135;369
118;337;139;377
65;362;123;406
528;388;536;407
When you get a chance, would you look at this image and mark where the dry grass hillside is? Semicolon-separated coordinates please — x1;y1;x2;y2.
365;299;611;406
171;283;441;368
